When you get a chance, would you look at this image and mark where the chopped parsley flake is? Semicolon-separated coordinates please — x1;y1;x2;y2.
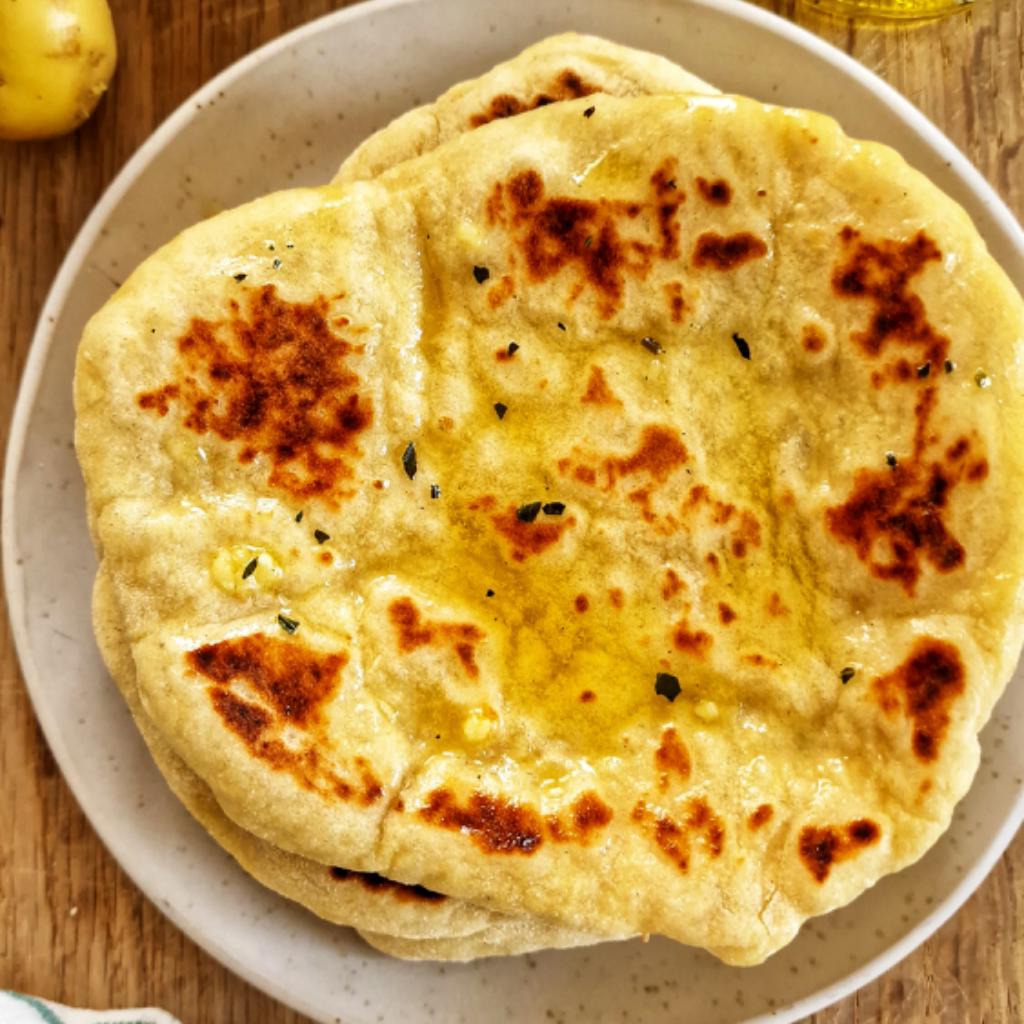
277;614;300;635
885;452;898;468
402;442;417;479
314;529;330;543
917;362;931;378
295;510;304;522
542;501;566;516
494;402;508;420
272;257;282;269
486;588;495;597
233;272;247;282
557;322;566;332
731;332;751;360
430;484;441;499
516;501;542;523
976;371;992;389
944;359;955;374
241;557;259;579
839;666;856;684
507;342;520;357
641;336;664;355
473;265;490;284
655;672;681;702
583;105;596;118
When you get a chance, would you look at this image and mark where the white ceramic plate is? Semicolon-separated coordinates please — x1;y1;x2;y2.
5;1;1023;1022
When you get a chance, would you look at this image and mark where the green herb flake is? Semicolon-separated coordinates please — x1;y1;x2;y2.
494;402;508;420
885;452;898;468
916;362;931;379
314;529;330;544
233;272;247;282
277;613;300;635
839;666;856;685
272;257;282;270
516;501;542;523
486;588;495;598
295;510;304;522
473;265;490;284
557;322;566;332
731;332;751;360
641;336;664;355
241;557;259;579
402;441;417;480
944;359;955;374
583;105;596;118
542;501;566;516
976;371;992;389
507;342;520;357
584;235;593;248
654;672;681;702
430;484;441;499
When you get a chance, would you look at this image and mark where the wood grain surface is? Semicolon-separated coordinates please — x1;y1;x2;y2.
1;2;1021;1021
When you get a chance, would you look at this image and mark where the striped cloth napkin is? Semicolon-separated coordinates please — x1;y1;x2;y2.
0;993;181;1024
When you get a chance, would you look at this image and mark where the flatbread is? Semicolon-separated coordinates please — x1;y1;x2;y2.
86;31;715;957
332;32;717;185
76;92;1024;965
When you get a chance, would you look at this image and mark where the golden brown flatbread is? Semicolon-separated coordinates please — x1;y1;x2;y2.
77;92;1024;965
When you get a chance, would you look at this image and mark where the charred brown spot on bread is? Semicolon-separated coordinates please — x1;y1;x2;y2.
489;503;576;562
327;867;447;903
608;588;625;609
418;788;544;854
546;790;614;844
873;638;965;763
485;162;685;318
137;285;371;505
632;798;724;872
748;804;774;831
661;568;685;601
766;593;787;617
468;70;598;128
604;425;689;487
832;230;947;372
664;281;687;322
672;618;712;658
574;593;590;613
388;597;484;678
190;634;346;727
695;177;732;205
579;689;596;703
692;231;767;270
136;383;178;416
802;325;826;353
581;364;621;406
799;819;881;882
717;602;737;625
655;727;692;789
826;387;982;593
193;635;379;800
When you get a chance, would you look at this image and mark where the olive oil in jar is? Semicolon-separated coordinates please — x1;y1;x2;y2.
801;0;972;18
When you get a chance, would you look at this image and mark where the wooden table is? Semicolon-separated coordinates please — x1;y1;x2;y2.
1;1;1021;1020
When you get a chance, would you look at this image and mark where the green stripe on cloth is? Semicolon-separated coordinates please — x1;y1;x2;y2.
3;992;67;1024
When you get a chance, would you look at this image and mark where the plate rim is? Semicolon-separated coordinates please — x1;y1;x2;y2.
3;1;1023;1021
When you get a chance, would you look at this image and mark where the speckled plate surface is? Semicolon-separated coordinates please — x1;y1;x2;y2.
4;1;1024;1022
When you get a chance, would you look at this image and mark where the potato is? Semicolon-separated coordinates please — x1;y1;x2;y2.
0;0;117;141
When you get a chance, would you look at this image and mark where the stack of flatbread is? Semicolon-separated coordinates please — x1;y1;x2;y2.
75;34;1024;965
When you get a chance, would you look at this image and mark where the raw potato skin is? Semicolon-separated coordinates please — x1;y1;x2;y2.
0;0;117;141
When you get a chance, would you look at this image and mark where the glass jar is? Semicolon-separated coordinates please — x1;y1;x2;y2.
800;0;973;18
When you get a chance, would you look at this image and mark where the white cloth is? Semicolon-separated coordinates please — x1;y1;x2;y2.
0;992;181;1024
